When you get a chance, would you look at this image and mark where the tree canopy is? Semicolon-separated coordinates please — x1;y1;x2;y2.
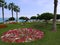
8;17;15;21
19;16;29;22
30;16;37;19
40;13;53;20
57;14;60;19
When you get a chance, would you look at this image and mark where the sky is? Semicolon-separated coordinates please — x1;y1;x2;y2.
0;0;60;18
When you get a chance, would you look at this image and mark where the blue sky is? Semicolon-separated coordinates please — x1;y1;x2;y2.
0;0;60;18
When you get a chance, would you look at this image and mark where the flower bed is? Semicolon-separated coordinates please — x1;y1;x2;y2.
9;22;16;24
5;21;17;24
1;28;44;43
0;24;7;28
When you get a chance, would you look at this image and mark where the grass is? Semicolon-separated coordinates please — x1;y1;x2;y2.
0;22;60;45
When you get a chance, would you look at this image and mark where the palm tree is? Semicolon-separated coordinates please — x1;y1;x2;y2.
0;0;7;23
52;0;58;31
0;0;4;2
8;2;15;20
14;5;20;22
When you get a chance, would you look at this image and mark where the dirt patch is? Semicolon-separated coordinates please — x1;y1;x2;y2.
0;24;7;28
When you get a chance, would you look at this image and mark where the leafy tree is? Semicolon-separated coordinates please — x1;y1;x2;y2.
19;17;29;22
19;17;25;20
8;17;15;21
14;5;20;22
24;17;29;22
37;14;40;16
8;2;15;20
56;14;60;19
30;16;37;19
30;16;37;22
37;15;41;20
40;13;53;23
52;0;58;31
0;0;7;23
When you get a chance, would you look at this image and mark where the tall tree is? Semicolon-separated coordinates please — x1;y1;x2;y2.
8;2;15;20
19;16;29;22
30;16;37;22
52;0;58;31
56;14;60;19
0;0;7;23
14;5;20;22
40;13;53;23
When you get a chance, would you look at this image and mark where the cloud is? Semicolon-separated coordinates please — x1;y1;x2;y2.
19;0;30;4
1;0;60;18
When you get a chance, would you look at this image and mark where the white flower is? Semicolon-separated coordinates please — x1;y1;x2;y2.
1;36;4;38
15;38;20;40
5;34;10;37
29;38;32;40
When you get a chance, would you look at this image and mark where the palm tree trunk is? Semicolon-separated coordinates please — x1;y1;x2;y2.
52;0;58;31
11;9;13;20
2;6;4;24
16;12;18;22
12;9;13;17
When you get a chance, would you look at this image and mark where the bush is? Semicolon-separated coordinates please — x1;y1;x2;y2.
8;17;15;21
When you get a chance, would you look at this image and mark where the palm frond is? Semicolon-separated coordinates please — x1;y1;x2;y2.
14;5;20;12
8;2;15;10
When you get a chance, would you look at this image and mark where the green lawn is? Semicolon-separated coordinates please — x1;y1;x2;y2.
0;22;60;45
